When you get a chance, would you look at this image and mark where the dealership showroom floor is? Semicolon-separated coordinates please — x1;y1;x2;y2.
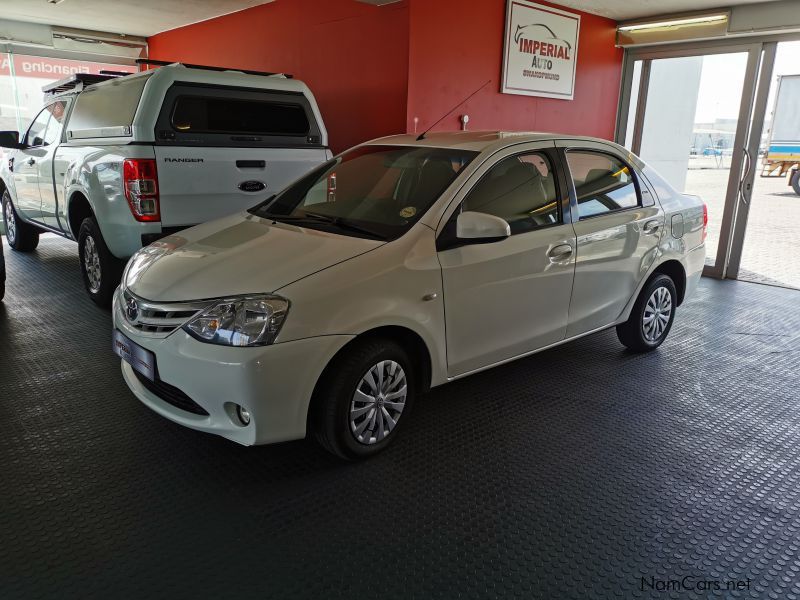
2;237;800;599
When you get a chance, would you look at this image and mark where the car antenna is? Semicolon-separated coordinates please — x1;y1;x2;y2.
416;79;491;141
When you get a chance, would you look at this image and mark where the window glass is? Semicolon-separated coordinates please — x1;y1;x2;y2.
252;145;477;241
69;72;151;136
42;100;68;146
171;96;310;136
462;151;559;234
566;151;640;218
25;108;52;147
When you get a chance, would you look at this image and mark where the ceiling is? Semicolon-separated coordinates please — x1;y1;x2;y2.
556;0;783;21
0;0;271;37
0;0;789;37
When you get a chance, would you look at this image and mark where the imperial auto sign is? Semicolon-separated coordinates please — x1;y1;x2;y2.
501;0;580;100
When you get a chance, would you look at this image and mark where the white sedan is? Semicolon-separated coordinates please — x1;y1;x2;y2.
113;132;707;459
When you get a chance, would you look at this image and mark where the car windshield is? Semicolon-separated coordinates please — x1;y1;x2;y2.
250;145;478;240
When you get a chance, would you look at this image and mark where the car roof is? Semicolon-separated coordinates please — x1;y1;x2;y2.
365;131;620;153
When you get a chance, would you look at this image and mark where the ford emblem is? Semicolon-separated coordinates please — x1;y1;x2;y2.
239;180;266;192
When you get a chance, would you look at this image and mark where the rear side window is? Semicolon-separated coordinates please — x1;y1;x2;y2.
566;151;640;219
68;73;152;139
171;96;309;136
155;83;323;149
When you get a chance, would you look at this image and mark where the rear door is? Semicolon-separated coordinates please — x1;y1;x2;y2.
556;140;664;337
153;85;329;227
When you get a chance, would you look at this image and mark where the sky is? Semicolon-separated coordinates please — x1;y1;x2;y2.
694;41;800;125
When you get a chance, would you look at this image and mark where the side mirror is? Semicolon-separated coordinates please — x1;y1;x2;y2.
456;211;511;241
0;131;23;150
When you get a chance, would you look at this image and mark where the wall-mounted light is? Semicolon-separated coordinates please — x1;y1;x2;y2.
618;13;728;32
47;0;68;5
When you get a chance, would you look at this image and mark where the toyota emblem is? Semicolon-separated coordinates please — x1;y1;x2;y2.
126;297;139;324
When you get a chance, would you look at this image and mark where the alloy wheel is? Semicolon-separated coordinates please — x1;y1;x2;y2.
642;286;672;342
83;235;102;293
350;360;407;445
4;200;16;245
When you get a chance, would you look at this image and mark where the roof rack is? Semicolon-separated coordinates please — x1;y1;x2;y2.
42;73;124;95
135;58;293;79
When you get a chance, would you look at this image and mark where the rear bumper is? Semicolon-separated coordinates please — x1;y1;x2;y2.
684;243;706;303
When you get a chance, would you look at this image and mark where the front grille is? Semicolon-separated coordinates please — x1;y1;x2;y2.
134;370;209;416
122;289;209;335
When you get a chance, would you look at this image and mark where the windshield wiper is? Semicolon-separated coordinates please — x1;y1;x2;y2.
262;211;387;241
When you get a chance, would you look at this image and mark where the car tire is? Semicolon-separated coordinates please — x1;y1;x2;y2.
311;338;415;460
616;273;678;353
2;190;40;252
78;217;124;308
790;169;800;196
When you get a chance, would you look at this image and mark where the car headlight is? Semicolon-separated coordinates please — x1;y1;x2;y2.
183;295;290;347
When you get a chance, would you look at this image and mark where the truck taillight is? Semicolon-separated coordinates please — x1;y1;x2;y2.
123;159;160;222
702;203;708;243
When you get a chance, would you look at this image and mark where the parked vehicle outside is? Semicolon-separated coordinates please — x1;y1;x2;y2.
113;132;707;459
761;73;800;195
0;63;330;306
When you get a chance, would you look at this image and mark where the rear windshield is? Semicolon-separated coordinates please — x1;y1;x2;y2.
68;72;152;138
171;96;310;136
155;84;323;148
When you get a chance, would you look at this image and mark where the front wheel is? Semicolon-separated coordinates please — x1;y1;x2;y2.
790;169;800;196
2;190;39;251
78;217;124;307
617;274;677;352
311;339;415;460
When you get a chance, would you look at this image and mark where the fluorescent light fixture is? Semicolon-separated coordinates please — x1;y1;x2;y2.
48;0;67;5
618;14;728;32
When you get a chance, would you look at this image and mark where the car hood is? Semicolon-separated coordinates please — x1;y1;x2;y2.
124;212;384;302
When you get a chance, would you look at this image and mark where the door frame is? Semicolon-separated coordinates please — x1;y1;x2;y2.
616;35;780;279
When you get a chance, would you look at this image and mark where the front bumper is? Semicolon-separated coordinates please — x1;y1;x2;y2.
113;290;353;445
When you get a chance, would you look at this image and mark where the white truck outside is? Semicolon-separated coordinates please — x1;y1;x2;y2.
0;63;330;305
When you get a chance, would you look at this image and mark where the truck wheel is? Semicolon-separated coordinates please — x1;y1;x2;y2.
2;190;40;251
617;274;677;353
791;169;800;196
78;217;124;307
311;338;416;460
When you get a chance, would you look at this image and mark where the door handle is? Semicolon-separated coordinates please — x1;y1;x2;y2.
547;244;573;260
740;147;752;206
27;157;36;166
643;220;661;235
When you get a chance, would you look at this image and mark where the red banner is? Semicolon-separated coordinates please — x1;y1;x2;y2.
0;54;136;79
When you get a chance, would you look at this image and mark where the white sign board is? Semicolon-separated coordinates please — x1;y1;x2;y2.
501;0;580;100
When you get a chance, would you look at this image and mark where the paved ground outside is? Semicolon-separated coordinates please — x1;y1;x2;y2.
686;163;800;290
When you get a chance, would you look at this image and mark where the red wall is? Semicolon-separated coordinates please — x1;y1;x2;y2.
147;0;410;154
406;0;622;140
148;0;622;151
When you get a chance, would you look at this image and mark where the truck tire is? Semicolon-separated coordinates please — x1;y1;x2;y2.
791;169;800;196
78;217;124;307
2;190;40;251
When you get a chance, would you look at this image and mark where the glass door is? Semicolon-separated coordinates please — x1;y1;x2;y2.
729;41;800;289
619;43;768;278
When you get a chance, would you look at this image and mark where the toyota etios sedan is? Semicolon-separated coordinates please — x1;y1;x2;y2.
114;132;706;459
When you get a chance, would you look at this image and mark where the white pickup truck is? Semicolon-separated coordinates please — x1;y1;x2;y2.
0;62;330;305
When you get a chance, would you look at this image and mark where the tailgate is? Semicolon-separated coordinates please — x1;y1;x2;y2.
154;146;329;226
